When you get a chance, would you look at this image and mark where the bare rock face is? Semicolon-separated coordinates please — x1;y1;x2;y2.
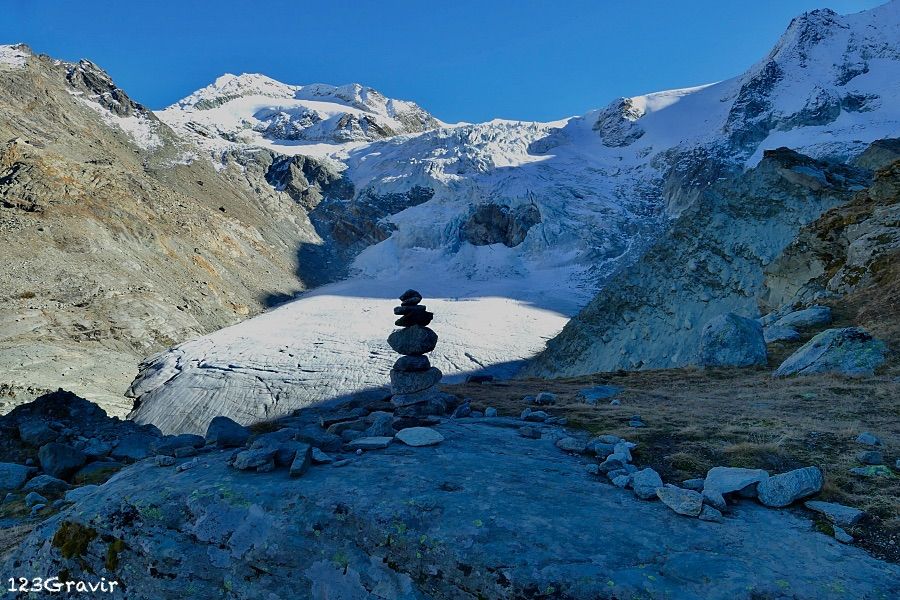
460;203;542;247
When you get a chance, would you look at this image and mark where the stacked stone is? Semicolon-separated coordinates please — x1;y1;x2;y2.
387;289;442;407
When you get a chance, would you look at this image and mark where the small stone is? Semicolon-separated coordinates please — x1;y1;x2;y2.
311;448;333;464
610;399;621;406
289;445;313;477
833;526;854;544
395;311;434;327
24;491;47;508
451;401;471;419
599;453;629;473
632;468;663;500
555;437;587;454
856;432;881;446
176;458;199;473
757;466;823;508
519;426;542;439
469;411;484;418
849;465;895;478
347;437;393;451
611;475;631;488
699;505;724;523
484;407;498;418
856;450;883;465
805;500;865;526
393;355;430;372
682;478;705;491
399;289;422;303
535;392;557;406
156;455;176;467
657;485;703;517
395;427;444;447
523;411;549;422
206;416;250;448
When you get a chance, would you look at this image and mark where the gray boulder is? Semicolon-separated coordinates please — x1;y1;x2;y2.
110;433;158;462
0;462;31;491
804;501;865;526
24;492;47;508
395;427;444;447
153;434;206;456
856;431;881;446
703;466;769;508
698;313;767;367
364;413;395;438
23;474;70;497
289;444;313;478
632;468;663;500
657;485;703;516
856;450;883;465
773;305;832;329
232;447;277;471
555;437;588;454
17;420;57;447
534;392;557;406
774;327;886;377
575;385;623;405
387;326;438;355
206;416;250;448
37;443;86;480
756;466;823;507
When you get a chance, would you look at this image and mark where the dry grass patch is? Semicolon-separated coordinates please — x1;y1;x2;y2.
446;367;900;562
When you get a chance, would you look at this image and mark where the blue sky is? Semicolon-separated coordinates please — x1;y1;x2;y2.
1;0;886;122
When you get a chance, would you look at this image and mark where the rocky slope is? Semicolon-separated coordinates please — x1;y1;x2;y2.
0;46;316;413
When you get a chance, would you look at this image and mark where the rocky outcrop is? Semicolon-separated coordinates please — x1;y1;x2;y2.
526;148;870;376
459;202;541;247
264;153;353;211
0;50;316;414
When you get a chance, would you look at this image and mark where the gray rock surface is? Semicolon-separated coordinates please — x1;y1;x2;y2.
37;443;86;480
110;433;158;462
205;416;250;448
805;501;866;526
698;313;767;367
856;431;881;446
575;385;623;404
703;467;769;508
347;437;393;450
763;324;801;343
757;466;823;507
6;419;897;599
387;326;438;356
774;327;887;376
22;474;70;497
773;305;832;329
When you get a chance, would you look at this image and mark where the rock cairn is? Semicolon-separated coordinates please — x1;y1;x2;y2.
387;289;443;407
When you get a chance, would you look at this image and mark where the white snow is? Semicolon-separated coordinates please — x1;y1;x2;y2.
0;44;29;69
77;98;163;150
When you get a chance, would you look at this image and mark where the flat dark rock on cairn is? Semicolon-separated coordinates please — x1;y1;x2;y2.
388;289;443;407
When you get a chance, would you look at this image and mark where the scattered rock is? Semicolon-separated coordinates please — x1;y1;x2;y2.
18;420;58;447
599;453;629;473
833;526;854;544
657;485;703;517
804;500;865;526
534;392;557;406
364;413;395;438
703;467;769;508
519;426;542;439
205;416;250;448
37;443;86;480
289;445;313;477
153;434;205;456
555;437;587;454
773;305;832;329
29;504;46;516
176;458;198;473
849;465;895;478
627;415;645;428
856;432;881;447
156;455;176;467
774;327;887;377
612;475;631;488
0;462;31;491
347;437;393;451
451;401;471;419
699;505;724;523
295;425;342;452
757;466;823;507
395;427;444;447
232;447;277;471
484;407;497;418
24;491;47;508
856;450;883;465
584;464;600;476
763;325;801;343
576;385;623;405
698;313;767;367
23;475;69;496
632;468;663;500
523;410;549;422
311;448;333;464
